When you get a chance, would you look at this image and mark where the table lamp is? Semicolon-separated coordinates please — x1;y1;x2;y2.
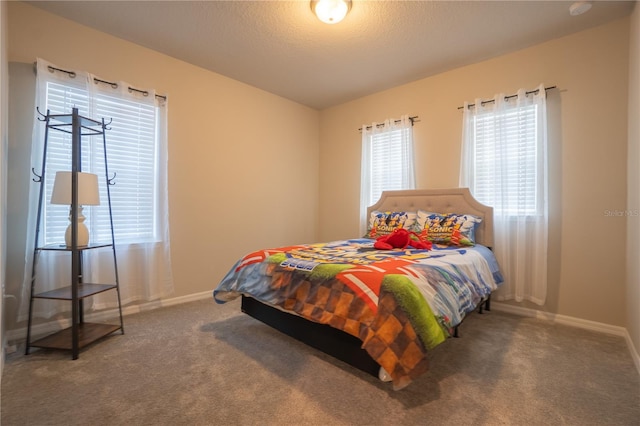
50;171;100;247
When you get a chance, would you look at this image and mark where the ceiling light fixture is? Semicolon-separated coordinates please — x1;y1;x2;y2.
569;1;592;16
311;0;352;24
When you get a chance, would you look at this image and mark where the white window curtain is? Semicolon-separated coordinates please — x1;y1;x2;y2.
18;58;174;321
360;115;415;234
460;84;548;305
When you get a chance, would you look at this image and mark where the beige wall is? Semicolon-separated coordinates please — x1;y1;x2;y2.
319;18;630;327
627;4;640;360
5;2;320;331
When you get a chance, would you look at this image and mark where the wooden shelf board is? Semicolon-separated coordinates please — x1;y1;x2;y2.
34;283;117;300
30;323;122;351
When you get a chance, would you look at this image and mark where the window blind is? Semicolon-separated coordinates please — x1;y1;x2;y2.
42;81;158;245
368;126;414;205
472;104;539;215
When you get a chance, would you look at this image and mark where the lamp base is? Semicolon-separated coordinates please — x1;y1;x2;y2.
64;206;90;247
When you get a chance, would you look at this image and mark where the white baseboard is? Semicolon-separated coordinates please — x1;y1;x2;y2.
113;290;213;318
491;302;640;375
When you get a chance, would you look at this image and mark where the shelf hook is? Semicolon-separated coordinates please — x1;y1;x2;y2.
36;107;47;122
31;168;42;183
107;172;117;185
103;118;113;131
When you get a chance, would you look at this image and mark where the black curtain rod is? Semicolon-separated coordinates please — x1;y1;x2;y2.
93;77;118;89
358;115;419;132
47;65;76;78
457;86;556;110
42;64;168;101
92;77;166;101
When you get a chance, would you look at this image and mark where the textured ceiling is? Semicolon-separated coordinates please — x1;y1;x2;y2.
27;0;636;110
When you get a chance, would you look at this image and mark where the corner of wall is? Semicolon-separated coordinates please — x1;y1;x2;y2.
627;2;640;373
1;0;10;381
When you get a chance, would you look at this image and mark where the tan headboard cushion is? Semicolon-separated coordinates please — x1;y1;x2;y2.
367;188;494;248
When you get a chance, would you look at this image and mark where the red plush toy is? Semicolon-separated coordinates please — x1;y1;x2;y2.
374;228;432;250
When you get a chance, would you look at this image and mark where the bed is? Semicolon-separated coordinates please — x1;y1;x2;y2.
213;188;503;390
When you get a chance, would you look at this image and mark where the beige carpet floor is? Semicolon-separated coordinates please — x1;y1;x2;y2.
2;297;639;426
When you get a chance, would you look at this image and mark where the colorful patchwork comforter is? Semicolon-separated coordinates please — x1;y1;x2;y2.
213;239;503;389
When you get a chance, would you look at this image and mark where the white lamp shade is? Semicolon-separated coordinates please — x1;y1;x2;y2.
51;171;100;206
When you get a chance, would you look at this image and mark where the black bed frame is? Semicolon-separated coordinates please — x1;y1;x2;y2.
241;295;381;377
241;293;492;378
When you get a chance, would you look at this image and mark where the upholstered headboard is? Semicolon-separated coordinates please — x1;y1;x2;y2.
366;188;494;248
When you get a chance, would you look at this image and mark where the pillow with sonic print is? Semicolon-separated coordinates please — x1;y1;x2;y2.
365;211;417;239
414;211;482;246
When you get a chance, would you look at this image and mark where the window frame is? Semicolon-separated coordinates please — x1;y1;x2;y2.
360;116;416;232
468;102;542;217
40;80;161;246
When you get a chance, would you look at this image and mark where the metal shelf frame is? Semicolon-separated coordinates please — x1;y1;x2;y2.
25;108;124;359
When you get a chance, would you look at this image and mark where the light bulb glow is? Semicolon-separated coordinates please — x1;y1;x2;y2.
312;0;350;24
569;1;592;16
